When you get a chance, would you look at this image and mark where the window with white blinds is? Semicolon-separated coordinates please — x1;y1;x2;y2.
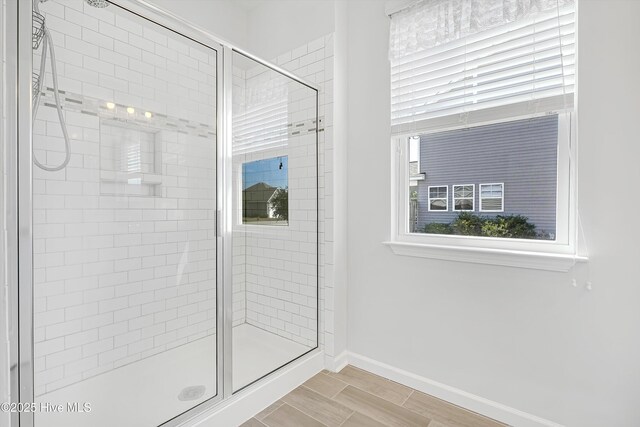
233;68;290;155
389;0;575;134
233;97;288;155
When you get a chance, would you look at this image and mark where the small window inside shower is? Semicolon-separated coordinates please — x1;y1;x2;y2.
241;156;288;225
99;120;163;196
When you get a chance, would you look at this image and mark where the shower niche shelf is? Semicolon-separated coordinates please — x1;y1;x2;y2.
99;119;165;197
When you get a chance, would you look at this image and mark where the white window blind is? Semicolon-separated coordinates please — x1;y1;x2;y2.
233;71;289;155
479;183;504;212
233;97;288;155
389;0;575;134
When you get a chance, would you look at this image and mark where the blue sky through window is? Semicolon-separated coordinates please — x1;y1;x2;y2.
242;156;288;190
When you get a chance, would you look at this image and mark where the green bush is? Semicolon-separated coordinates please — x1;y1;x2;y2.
482;215;537;239
424;223;453;234
480;220;510;238
425;213;539;239
451;212;484;235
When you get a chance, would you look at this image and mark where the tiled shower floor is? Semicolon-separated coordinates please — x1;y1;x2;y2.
233;323;311;391
35;324;309;427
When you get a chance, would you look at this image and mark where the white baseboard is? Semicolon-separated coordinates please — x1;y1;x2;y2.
180;349;563;427
345;352;564;427
185;350;324;427
324;350;349;372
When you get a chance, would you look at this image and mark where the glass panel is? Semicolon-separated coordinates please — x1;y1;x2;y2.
429;199;447;211
412;116;557;240
482;197;503;212
232;51;318;392
454;199;473;211
429;187;446;198
31;1;218;425
457;185;473;198
481;184;502;198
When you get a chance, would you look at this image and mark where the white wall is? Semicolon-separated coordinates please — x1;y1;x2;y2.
149;0;249;49
245;0;335;60
151;0;335;61
344;1;640;426
330;0;348;365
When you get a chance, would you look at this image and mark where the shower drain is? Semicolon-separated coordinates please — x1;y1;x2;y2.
178;385;206;401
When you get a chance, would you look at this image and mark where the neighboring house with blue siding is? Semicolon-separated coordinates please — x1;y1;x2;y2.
415;115;558;237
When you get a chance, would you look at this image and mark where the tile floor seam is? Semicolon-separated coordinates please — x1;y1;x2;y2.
278;401;332;427
405;390;507;426
325;380;349;400
331;371;411;407
334;385;432;426
399;389;414;407
313;371;350;398
257;401;284;421
331;366;416;405
336;409;357;427
253;418;268;427
291;385;355;427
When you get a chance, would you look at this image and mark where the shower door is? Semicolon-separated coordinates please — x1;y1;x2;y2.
230;50;319;392
19;1;223;426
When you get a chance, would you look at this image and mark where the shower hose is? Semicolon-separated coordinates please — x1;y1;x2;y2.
32;2;71;172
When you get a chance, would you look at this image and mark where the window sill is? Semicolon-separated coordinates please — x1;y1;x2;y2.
382;241;588;272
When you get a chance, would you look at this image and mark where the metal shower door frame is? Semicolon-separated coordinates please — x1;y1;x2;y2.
10;1;228;425
7;1;320;426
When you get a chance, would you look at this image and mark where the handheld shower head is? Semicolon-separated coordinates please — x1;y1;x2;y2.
85;0;109;7
35;0;109;8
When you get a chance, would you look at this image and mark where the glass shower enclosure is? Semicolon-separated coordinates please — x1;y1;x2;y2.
231;51;319;392
6;0;319;426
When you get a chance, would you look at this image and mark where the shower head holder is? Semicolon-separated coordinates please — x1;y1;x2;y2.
32;10;45;50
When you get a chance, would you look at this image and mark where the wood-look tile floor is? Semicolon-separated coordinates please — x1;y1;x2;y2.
240;365;509;427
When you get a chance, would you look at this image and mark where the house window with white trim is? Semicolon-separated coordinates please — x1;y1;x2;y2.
428;186;448;211
479;184;504;212
453;185;474;212
388;0;578;261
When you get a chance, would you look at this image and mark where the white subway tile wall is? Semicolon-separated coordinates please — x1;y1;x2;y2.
278;35;334;356
32;0;217;395
31;0;336;396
